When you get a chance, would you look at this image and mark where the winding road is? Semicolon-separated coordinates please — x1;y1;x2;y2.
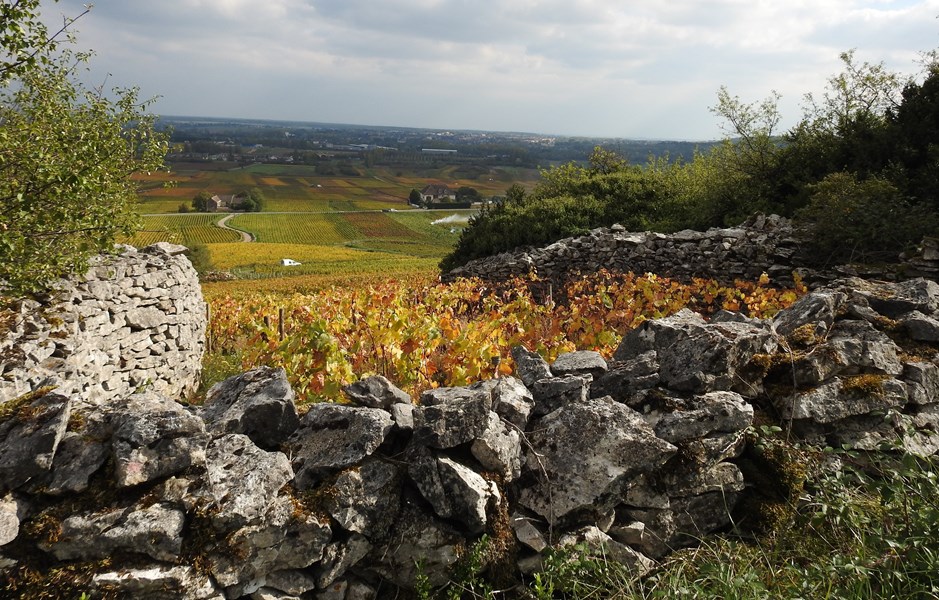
216;214;255;242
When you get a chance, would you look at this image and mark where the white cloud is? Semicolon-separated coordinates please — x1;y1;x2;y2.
44;0;939;139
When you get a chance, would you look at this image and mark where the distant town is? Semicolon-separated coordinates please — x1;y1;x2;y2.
159;116;716;171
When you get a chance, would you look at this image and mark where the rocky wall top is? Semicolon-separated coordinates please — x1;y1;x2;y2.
443;214;805;286
443;215;939;286
0;243;206;408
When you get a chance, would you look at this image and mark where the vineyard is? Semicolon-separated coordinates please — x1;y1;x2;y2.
207;271;807;403
229;213;359;244
205;243;439;278
135;163;540;214
127;215;243;246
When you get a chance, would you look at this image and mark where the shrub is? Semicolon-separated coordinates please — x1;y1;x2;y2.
798;172;938;265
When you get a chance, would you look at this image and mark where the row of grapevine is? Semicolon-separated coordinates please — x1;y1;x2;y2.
127;215;242;246
207;271;806;403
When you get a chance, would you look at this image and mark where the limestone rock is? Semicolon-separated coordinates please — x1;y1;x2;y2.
207;495;332;598
614;309;707;362
620;507;677;558
436;456;500;534
323;458;401;536
471;411;522;481
413;387;492;449
778;376;908;424
471;377;534;430
558;525;654;575
262;570;318;597
608;521;645;547
371;502;462;588
901;310;939;342
346;580;379;600
790;320;903;386
288;403;393;489
40;422;110;495
315;534;372;589
773;289;847;336
110;392;210;488
343;375;411;408
92;565;222;600
251;588;300;600
511;513;547;552
317;580;348;600
0;494;27;547
511;345;552;387
590;351;660;402
517;397;676;524
408;447;498;533
198;433;294;530
551;350;608;379
202;367;299;449
0;392;71;493
856;278;939;318
665;462;745;498
530;374;591;416
389;402;415;430
43;502;185;562
903;361;939;405
652;391;754;444
671;491;741;547
613;309;776;395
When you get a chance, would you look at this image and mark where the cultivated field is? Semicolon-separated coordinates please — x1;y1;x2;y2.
129;160;524;294
136;163;539;214
127;214;243;247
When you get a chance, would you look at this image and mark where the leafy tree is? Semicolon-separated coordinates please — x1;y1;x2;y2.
0;1;168;294
408;189;422;205
247;187;264;212
505;184;526;204
797;172;937;264
184;243;214;275
177;203;190;214
456;186;480;202
192;191;213;212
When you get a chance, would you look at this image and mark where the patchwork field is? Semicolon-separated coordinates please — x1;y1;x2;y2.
136;164;539;214
129;160;529;291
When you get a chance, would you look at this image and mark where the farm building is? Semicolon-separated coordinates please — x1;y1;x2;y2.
420;184;457;205
206;194;241;212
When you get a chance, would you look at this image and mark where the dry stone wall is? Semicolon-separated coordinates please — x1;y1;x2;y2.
0;242;206;409
443;214;807;286
443;215;939;287
1;263;937;598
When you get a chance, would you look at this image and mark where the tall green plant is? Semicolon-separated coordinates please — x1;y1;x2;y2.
0;1;167;295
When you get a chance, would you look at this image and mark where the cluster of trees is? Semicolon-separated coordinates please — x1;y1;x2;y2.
0;1;167;294
183;188;265;213
441;51;939;272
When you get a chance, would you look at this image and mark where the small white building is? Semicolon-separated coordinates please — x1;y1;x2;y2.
281;258;301;266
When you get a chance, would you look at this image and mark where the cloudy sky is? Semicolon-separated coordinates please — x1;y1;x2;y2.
46;0;939;140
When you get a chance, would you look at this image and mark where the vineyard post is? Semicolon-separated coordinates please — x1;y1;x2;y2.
278;307;285;341
205;303;212;354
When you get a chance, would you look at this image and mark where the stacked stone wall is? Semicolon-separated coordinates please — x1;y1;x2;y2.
1;245;938;599
0;242;206;409
443;215;939;287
